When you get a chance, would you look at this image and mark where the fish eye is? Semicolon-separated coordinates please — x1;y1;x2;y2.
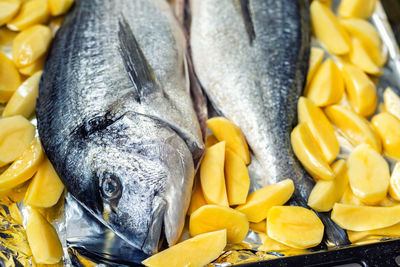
101;173;122;200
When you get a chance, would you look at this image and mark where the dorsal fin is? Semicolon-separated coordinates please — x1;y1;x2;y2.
118;17;156;103
239;0;256;44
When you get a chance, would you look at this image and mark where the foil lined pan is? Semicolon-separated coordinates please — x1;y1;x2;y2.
2;1;400;266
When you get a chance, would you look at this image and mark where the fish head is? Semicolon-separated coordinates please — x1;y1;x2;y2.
66;111;194;254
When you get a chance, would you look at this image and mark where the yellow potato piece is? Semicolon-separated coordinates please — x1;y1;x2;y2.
0;137;44;189
48;0;73;16
206;117;250;164
12;24;52;68
310;1;350;55
190;205;248;244
349;38;382;76
304;59;344;107
3;70;42;118
7;0;49;31
24;157;64;208
347;144;389;204
267;206;324;249
188;175;206;215
0;51;21;103
389;162;400;201
0;0;21;26
235;179;294;223
18;55;45;76
142;230;226;267
258;232;291;252
340;186;364;206
26;209;63;264
49;16;64;37
340;18;386;67
324;105;381;152
298;97;339;163
225;149;249;205
347;222;400;243
249;220;266;233
371;113;400;159
200;141;228;206
338;0;377;19
0;27;17;56
383;87;400;121
0;115;35;167
205;134;218;148
291;123;334;181
341;64;377;117
331;203;400;231
306;47;324;89
308;160;349;212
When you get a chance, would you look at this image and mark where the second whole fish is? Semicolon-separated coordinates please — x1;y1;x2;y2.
190;0;349;246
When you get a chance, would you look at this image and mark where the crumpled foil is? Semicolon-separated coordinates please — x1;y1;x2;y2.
2;1;400;266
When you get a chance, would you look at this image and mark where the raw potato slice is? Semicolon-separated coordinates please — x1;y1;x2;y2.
12;24;52;68
306;47;324;88
0;137;44;189
341;64;377;117
235;179;294;223
340;18;386;67
304;59;344;107
338;0;377;19
200;141;228;206
225;149;249;205
18;55;45;76
24;157;64;208
383;87;400;121
308;160;349;212
347;144;389;204
206;117;250;164
340;186;364;206
26;209;63;264
389;162;400;201
267;206;324;249
0;115;35;166
310;1;350;55
347;223;400;243
298;97;339;163
190;205;248;244
349;38;381;76
258;232;291;251
0;51;21;103
3;71;42;118
371;112;400;159
188;175;206;215
142;230;226;267
7;0;49;31
48;0;73;16
249;220;266;233
324;105;381;152
205;134;218;148
291;123;334;180
331;203;400;231
0;0;21;26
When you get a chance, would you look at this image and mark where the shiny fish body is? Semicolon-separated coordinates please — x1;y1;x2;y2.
190;0;348;246
37;0;203;255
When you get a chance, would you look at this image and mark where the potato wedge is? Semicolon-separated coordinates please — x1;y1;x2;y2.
298;97;339;163
310;1;350;55
26;209;63;264
291;123;334;180
0;137;44;189
205;134;218;148
200;141;228;206
0;50;21;103
190;205;248;244
225;149;249;205
48;0;73;16
0;0;20;26
349;38;381;76
142;230;226;267
383;87;400;121
235;179;294;223
7;0;49;31
188;175;206;215
206;117;250;164
249;220;266;233
304;58;344;107
3;71;42;118
340;186;364;206
389;162;400;201
331;203;400;231
258;232;291;252
306;47;324;89
371;113;400;159
18;55;45;76
267;206;324;249
0;115;35;167
347;144;389;204
347;223;400;243
338;0;377;19
324;105;381;152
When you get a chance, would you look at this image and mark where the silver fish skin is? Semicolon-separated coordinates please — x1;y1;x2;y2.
190;0;348;246
37;0;204;255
